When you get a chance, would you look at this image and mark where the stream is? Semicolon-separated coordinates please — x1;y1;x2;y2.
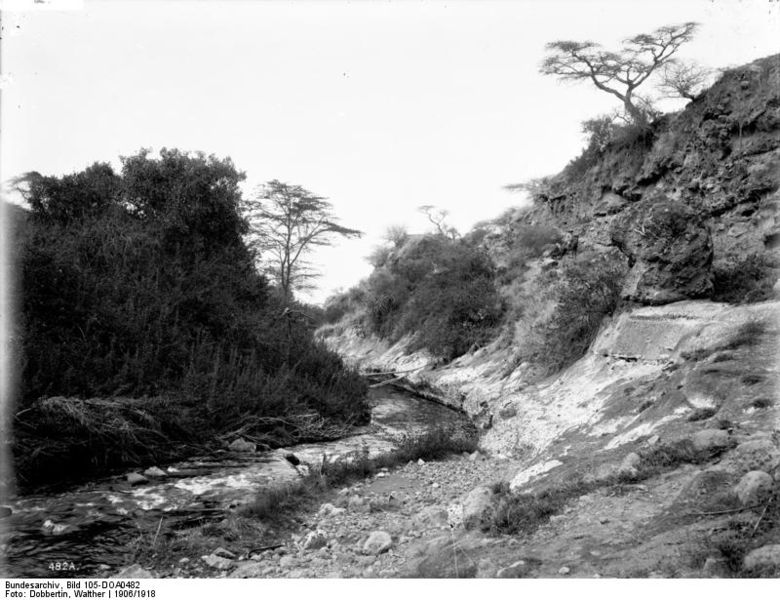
0;387;472;578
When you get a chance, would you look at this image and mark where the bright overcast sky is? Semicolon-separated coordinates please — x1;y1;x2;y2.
1;0;778;303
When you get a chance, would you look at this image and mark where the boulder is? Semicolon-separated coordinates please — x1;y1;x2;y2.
743;544;780;572
733;470;774;506
201;554;234;570
404;536;478;578
318;503;346;517
691;429;730;453
412;506;449;529
362;531;393;555
126;472;148;485
229;561;265;578
213;547;237;559
301;530;328;551
593;191;629;217
142;466;167;479
611;199;713;305
113;564;154;578
228;438;256;453
731;439;780;473
460;486;493;529
618;452;642;478
0;506;12;518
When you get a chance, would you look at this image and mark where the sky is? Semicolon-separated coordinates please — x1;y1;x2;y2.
1;0;778;303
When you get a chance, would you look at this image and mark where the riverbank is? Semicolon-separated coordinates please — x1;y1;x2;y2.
1;387;476;578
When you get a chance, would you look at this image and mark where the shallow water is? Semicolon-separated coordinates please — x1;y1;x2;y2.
1;387;470;578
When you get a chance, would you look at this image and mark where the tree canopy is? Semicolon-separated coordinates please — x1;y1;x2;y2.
541;22;699;125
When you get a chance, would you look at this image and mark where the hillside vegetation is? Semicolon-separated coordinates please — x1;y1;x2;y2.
323;54;780;379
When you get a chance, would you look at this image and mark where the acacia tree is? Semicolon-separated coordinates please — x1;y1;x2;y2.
540;22;699;125
242;180;362;302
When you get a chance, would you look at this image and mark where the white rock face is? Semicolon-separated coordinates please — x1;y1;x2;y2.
510;460;562;491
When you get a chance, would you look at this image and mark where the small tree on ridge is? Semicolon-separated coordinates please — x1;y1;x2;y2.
540;22;699;125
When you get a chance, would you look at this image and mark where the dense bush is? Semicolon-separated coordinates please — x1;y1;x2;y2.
361;235;503;360
519;253;627;374
13;149;368;488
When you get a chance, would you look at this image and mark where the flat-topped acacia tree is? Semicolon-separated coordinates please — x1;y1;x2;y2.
242;180;362;303
540;22;699;125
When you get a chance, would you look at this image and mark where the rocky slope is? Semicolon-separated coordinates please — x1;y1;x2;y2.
314;55;780;577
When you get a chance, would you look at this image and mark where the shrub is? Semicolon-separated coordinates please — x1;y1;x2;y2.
525;254;626;374
362;235;504;360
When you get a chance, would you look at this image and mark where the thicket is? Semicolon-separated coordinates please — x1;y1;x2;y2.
12;149;368;489
330;235;504;361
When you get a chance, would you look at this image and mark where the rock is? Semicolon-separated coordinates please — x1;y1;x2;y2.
611;199;713;304
496;560;531;578
213;547;237;559
469;451;482;461
201;554;234;570
113;564;154;578
431;482;440;489
558;566;571;575
743;544;780;572
318;502;346;517
363;531;393;555
301;530;328;551
691;429;730;453
702;556;729;577
229;561;265;578
42;520;68;535
732;439;780;473
618;452;642;477
498;404;517;419
593;191;629;217
347;495;367;512
413;506;449;529
647;435;660;446
460;485;493;529
229;438;256;453
404;535;479;578
126;472;149;485
279;556;296;569
142;466;167;478
284;453;300;466
0;506;12;518
417;458;425;466
734;470;774;505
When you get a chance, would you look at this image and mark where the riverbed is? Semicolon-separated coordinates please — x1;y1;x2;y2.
0;387;472;578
